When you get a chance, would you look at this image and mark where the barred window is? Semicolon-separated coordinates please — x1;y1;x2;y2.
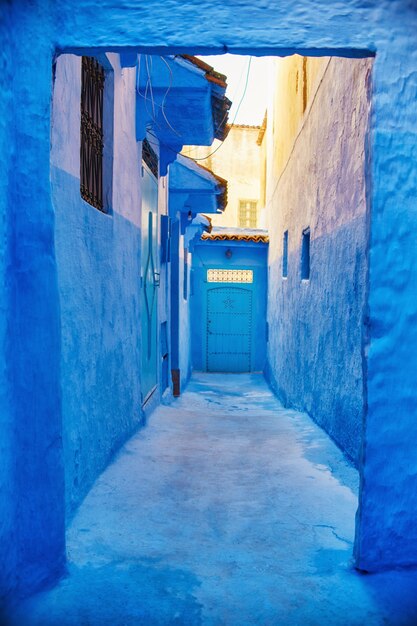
142;138;159;179
80;56;105;211
238;200;257;228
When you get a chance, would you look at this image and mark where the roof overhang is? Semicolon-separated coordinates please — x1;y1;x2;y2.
136;55;231;174
169;154;227;217
201;227;269;244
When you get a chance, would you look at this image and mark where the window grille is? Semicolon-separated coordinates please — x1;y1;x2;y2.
143;138;158;178
207;269;253;283
238;200;257;228
80;56;105;211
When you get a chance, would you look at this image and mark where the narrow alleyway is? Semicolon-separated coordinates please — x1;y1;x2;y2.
11;375;417;625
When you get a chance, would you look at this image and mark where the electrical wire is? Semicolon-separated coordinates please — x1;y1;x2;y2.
190;56;252;161
140;66;160;129
145;55;156;121
185;55;249;156
143;77;153;123
137;56;182;137
140;55;253;165
137;54;160;131
159;56;182;137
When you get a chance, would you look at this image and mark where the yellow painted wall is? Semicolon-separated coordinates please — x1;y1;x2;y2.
267;55;329;182
183;125;263;228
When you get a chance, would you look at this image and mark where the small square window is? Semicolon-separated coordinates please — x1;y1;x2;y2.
301;228;310;280
282;230;288;278
238;200;257;228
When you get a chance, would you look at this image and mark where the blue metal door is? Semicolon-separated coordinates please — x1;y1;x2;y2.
206;286;252;372
141;165;159;403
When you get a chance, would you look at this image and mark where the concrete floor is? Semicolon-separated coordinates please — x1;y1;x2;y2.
10;374;417;625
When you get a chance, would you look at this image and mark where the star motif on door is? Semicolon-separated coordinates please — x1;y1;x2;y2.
223;298;235;310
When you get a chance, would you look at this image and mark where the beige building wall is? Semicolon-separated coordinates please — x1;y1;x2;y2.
183;125;263;228
258;113;267;217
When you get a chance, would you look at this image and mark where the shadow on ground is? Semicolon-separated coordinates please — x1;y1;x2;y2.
9;561;202;626
7;374;417;625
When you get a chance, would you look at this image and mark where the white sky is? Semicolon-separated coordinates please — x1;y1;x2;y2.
199;54;271;126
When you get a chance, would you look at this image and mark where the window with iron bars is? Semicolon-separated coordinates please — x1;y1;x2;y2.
80;56;105;211
142;138;159;179
238;200;258;228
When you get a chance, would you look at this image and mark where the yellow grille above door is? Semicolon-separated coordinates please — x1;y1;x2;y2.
207;269;253;283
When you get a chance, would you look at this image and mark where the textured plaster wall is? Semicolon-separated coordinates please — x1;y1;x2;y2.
2;0;417;601
266;56;372;466
0;3;16;606
359;46;417;571
183;126;263;228
0;0;65;604
51;54;143;517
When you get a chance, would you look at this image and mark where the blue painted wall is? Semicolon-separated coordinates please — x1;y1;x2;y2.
0;3;17;606
2;0;417;603
0;0;65;605
266;58;372;467
51;54;143;517
191;239;268;372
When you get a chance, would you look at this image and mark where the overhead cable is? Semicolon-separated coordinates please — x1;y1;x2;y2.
190;56;253;161
141;55;253;165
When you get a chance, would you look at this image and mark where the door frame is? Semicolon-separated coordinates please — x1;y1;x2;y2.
141;160;159;406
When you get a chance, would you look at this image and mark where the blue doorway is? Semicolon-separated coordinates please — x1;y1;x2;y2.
141;163;159;403
206;285;253;372
191;231;268;373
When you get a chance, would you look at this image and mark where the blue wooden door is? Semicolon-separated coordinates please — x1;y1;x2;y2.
206;286;252;372
141;165;159;403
